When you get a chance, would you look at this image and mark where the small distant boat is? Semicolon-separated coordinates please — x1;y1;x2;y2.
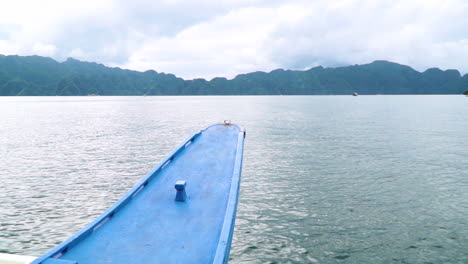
352;92;358;96
27;122;246;264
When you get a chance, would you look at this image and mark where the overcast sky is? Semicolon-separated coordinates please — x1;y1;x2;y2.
1;0;467;79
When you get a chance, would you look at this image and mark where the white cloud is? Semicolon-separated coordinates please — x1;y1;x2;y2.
125;6;283;79
69;48;86;58
1;0;468;78
262;0;468;73
32;43;57;57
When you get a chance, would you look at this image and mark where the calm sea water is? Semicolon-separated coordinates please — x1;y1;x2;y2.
0;96;467;263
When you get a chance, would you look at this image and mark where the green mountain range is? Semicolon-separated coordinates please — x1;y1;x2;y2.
0;54;467;95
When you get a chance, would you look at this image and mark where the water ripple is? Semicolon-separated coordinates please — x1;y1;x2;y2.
1;96;467;263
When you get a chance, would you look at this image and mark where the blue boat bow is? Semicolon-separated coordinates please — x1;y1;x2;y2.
31;123;246;264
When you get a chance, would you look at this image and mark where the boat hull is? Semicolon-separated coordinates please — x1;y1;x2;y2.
31;123;245;264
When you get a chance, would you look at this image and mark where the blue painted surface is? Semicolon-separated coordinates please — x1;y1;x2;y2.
42;258;77;264
174;180;187;202
30;123;245;264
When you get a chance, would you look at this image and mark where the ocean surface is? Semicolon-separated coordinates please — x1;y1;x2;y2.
0;95;467;263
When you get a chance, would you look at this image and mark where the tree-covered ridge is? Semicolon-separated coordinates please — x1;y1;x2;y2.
0;55;467;95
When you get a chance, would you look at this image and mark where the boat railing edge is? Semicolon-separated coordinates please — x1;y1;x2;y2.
212;128;246;264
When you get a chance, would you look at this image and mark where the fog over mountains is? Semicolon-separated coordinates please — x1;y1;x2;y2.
0;55;466;96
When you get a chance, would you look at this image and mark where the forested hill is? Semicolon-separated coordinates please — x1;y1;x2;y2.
0;54;467;95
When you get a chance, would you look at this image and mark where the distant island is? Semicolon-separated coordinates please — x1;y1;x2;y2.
0;54;467;96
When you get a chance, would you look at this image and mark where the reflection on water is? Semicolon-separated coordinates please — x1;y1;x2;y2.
1;96;467;263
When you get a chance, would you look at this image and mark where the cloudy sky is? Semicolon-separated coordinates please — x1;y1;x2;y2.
1;0;467;79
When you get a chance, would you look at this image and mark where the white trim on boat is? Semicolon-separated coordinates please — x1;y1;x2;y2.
0;253;36;264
